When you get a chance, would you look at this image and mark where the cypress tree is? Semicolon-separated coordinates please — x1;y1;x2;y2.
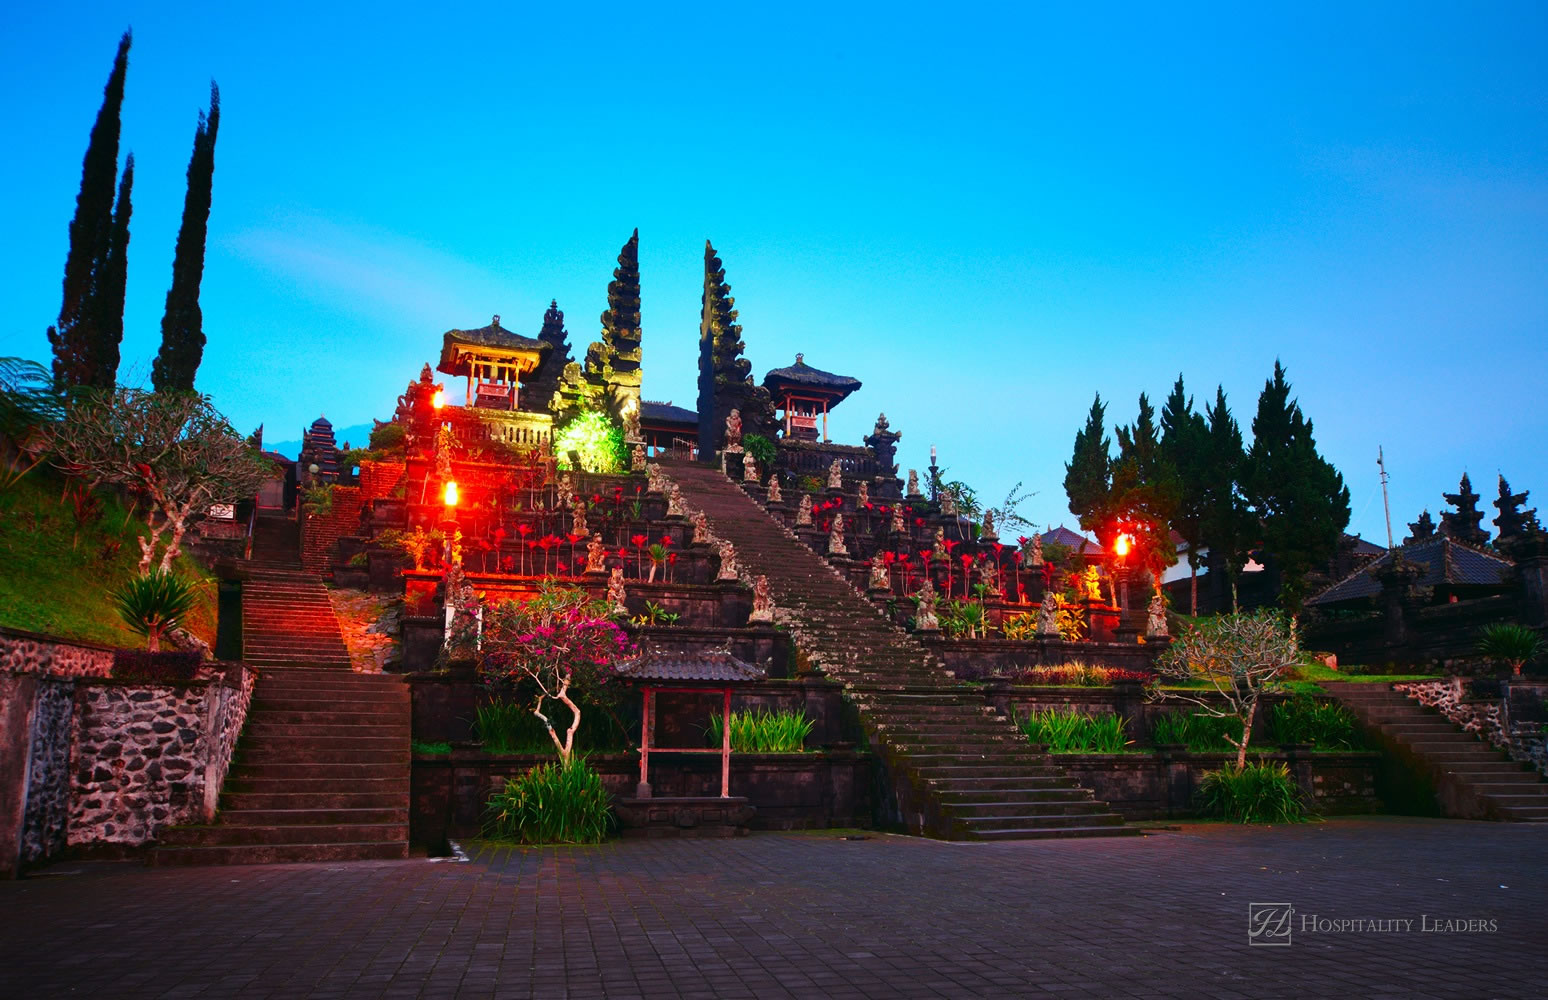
152;83;220;394
583;229;642;404
1243;361;1351;614
95;154;134;389
1111;392;1179;590
1199;385;1253;610
1064;393;1116;549
696;241;773;456
1159;376;1210;613
1438;473;1490;547
48;30;131;389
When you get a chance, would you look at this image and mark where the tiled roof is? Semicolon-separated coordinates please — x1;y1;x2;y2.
641;401;698;426
1040;525;1102;556
1308;535;1513;606
613;651;765;683
442;317;547;354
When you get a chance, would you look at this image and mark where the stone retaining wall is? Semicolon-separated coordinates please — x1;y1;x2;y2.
0;627;114;678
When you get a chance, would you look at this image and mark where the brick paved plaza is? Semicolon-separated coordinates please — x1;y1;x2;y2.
3;818;1544;999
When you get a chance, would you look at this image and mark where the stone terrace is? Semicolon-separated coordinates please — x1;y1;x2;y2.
3;818;1544;999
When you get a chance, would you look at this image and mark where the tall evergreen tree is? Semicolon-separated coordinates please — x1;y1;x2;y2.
696;240;774;456
1064;393;1116;550
582;229;642;406
1199;385;1253;610
1242;361;1351;614
1160;376;1209;613
1437;473;1490;547
48;30;131;389
152;83;220;394
1112;392;1179;590
96;154;134;389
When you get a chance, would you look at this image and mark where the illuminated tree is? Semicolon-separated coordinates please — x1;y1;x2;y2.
48;30;132;390
553;409;626;474
1111;392;1179;589
152;83;220;393
1242;361;1350;615
1064;393;1117;550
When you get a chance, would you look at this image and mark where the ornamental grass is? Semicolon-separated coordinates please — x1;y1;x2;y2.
706;709;815;753
1196;762;1306;824
482;757;614;844
1015;708;1130;753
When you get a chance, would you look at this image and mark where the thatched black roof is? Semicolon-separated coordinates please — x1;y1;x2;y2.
613;651;764;684
437;315;548;377
641;401;698;427
762;355;861;402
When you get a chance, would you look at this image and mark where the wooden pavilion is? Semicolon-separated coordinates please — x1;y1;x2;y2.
436;314;549;411
762;354;862;442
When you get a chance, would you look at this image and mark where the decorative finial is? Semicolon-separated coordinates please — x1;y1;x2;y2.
492;314;501;327
795;352;804;364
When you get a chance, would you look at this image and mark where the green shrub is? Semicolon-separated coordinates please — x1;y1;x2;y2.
1150;711;1240;752
1478;623;1542;675
483;757;614;844
742;433;777;466
368;422;406;453
1196;762;1306;823
346;552;368;568
1015;708;1129;753
474;698;627;754
108;570;197;652
706;709;815;753
1268;695;1362;749
411;740;452;755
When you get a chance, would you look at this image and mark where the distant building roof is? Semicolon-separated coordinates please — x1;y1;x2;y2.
1040;525;1102;556
437;315;548;377
762;354;862;403
640;400;698;427
1308;535;1513;606
613;651;765;684
1348;535;1387;558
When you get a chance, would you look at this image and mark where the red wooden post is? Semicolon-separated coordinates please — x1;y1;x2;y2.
638;686;652;798
720;687;732;798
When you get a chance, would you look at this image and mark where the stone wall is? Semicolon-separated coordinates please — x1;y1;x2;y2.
21;677;76;864
0;627;114;678
67;666;253;846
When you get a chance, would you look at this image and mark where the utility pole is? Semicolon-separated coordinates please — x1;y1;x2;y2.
1378;447;1394;549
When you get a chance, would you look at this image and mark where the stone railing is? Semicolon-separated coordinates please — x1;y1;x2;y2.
775;440;888;483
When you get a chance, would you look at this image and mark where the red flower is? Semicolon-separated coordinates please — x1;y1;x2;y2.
915;518;925;527
668;553;678;564
660;535;673;547
943;539;958;553
567;532;584;544
960;554;973;568
616;548;629;559
518;523;532;537
631;534;647;547
1017;536;1030;547
882;552;897;564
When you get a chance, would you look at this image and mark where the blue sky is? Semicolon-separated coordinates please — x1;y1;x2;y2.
3;2;1546;545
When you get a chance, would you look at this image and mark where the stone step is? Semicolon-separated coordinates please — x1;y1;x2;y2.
970;824;1141;841
240;747;409;765
1497;805;1548;821
148;841;409;867
158;821;408;848
251;695;407;712
230;761;408;780
217;807;409;826
243;734;407;751
941;795;1098;815
962;811;1129;832
222;790;410;811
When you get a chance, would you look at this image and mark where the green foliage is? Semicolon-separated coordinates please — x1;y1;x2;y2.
1242;361;1351;613
937;599;987;638
1196;762;1306;823
743;432;777;466
367;421;406;453
928;466;980;517
1001;612;1038;640
1150;711;1241;751
0;472;217;646
1478;623;1542;673
411;740;452;755
1064;393;1116;548
629;601;681;627
799;475;823;494
1017;662;1152;687
152;83;220;394
108;569;196;651
301;483;334;516
1015;708;1130;753
1200;386;1254;610
706;709;815;753
553;409;627;474
346;552;368;568
482;757;614;844
1267;695;1362;749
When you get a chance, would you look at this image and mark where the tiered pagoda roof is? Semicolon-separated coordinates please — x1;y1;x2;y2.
762;355;862;403
1308;535;1514;607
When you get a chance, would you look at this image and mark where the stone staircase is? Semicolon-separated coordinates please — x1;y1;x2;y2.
242;570;353;669
664;461;1135;840
1324;681;1548;822
150;668;411;865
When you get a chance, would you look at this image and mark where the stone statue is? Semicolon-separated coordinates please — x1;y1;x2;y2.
631;444;646;473
767;474;783;504
692;510;711;545
940;490;957;517
646;463;665;494
856;482;869;507
724;409;743;451
906;469;922;498
1083;566;1103;602
608;567;628;615
890;504;905;534
623;404;643;443
1036;590;1060;637
749;575;775;623
586;532;607;574
717;540;739;581
869;552;890;591
742;454;759;483
1030;534;1044;567
1146;591;1169;638
827;459;843;491
981;509;998;542
570;494;588;537
914;579;940;632
796;494;813;526
667;484;686;518
559;472;573;498
828;512;847;555
977;557;998;592
933;526;946;559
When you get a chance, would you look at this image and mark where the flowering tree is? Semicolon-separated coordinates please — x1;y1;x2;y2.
45;387;274;574
1152;610;1300;769
478;584;635;764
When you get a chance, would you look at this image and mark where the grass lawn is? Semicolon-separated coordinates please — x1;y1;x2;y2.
0;470;217;647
